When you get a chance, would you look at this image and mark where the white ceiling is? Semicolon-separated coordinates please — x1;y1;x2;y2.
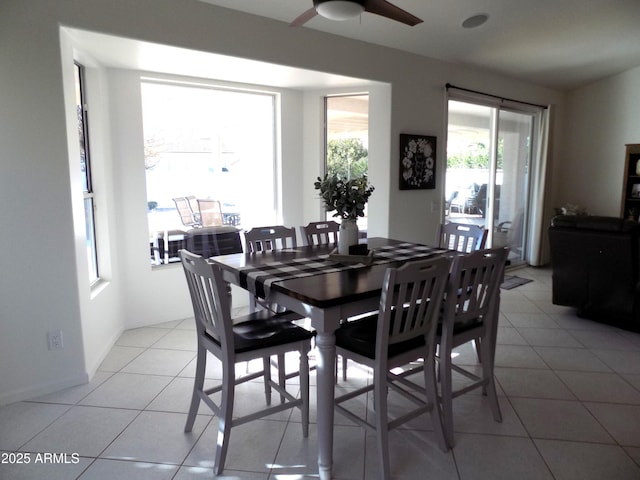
198;0;640;91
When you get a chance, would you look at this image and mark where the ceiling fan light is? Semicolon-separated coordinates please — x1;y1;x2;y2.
317;1;365;21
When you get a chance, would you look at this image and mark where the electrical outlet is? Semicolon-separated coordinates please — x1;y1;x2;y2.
47;330;64;350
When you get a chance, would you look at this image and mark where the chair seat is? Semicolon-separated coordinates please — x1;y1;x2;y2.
239;308;306;323
335;314;425;359
337;305;483;359
206;310;314;354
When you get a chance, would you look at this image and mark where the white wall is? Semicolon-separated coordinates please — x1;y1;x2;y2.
0;0;567;405
560;66;640;216
60;33;126;379
108;69;194;328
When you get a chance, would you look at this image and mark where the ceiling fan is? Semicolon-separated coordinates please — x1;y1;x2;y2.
291;0;423;27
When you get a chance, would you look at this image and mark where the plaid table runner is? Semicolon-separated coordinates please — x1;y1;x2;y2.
238;242;450;299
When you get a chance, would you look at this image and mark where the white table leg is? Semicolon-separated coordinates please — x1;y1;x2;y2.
314;330;336;480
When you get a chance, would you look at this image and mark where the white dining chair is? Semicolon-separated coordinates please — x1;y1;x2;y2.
179;249;313;475
438;222;487;253
301;220;340;246
243;225;299;315
244;225;306;398
244;224;297;253
437;247;508;447
334;256;452;479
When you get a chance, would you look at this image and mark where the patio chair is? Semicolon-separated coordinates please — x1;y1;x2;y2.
197;198;224;227
173;196;201;228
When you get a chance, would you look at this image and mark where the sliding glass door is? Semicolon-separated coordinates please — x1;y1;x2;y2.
446;100;534;264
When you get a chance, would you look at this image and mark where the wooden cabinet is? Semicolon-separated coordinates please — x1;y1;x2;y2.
621;143;640;220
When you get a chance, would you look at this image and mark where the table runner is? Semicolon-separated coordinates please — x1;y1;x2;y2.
238;242;450;299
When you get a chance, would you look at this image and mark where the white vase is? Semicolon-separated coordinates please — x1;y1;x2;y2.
338;218;359;255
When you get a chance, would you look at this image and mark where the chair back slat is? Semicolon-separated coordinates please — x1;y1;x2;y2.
244;225;297;253
302;221;340;246
179;249;233;351
378;257;451;352
439;222;487;253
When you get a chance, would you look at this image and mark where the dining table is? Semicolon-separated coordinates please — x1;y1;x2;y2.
209;237;451;479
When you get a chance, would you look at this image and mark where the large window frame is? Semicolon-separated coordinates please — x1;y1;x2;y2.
74;62;99;283
141;78;279;265
323;93;369;224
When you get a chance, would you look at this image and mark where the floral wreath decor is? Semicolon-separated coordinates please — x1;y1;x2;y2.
399;134;437;190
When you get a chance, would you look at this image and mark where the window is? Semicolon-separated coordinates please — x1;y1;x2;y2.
141;80;277;264
74;63;99;283
324;94;369;224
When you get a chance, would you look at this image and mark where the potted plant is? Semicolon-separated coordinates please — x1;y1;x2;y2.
314;174;374;254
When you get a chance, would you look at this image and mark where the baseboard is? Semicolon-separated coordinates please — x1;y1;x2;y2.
0;371;89;407
85;326;125;380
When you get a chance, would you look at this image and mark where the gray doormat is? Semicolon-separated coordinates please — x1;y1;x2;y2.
501;275;533;290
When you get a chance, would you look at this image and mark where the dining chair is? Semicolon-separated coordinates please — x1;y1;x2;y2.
301;220;340;246
334;256;452;479
438;221;488;361
438;222;487;253
179;250;313;475
243;225;300;317
301;220;354;380
244;225;297;253
197;198;224;226
244;225;305;395
436;246;508;448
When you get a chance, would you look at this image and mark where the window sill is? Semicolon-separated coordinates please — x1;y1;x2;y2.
90;278;110;299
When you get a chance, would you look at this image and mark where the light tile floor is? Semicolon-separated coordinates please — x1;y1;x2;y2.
2;267;640;479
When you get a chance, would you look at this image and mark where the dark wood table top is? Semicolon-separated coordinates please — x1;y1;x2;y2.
211;237;439;308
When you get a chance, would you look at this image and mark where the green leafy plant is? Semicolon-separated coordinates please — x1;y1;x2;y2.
314;174;374;220
327;138;368;179
447;140;504;169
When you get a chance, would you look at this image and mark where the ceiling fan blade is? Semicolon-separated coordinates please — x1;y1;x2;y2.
365;0;423;26
290;7;318;27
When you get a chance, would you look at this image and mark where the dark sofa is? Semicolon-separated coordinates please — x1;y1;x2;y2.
548;215;640;331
